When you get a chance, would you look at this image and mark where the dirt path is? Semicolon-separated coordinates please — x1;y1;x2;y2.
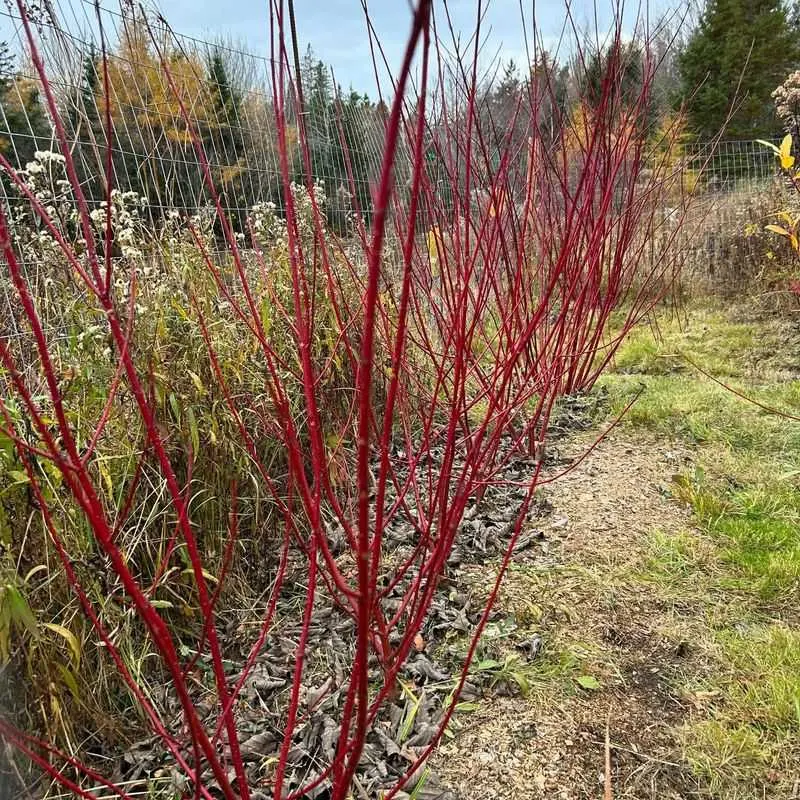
432;429;707;800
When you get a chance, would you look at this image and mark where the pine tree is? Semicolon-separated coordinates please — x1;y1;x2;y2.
77;45;100;125
297;45;374;221
485;60;521;168
582;42;644;112
330;87;376;231
679;0;800;139
529;52;569;143
300;47;335;180
0;42;14;83
205;49;247;230
0;42;50;167
207;49;244;160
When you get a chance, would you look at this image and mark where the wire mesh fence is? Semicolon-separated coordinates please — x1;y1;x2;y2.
683;138;781;190
0;0;411;357
0;0;395;228
0;0;792;314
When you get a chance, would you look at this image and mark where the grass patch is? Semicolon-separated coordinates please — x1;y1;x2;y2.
601;373;800;455
719;624;800;732
637;528;800;797
601;305;800;464
683;720;774;798
605;304;800;797
672;472;800;602
609;307;791;379
600;304;800;601
639;528;714;586
683;624;800;799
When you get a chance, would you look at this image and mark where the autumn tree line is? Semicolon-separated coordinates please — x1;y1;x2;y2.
2;0;800;231
0;15;387;233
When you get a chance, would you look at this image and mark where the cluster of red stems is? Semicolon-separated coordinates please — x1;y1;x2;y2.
0;1;693;798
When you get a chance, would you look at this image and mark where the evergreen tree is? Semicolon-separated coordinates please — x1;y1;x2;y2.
206;48;248;229
0;42;14;85
529;52;569;142
0;42;50;167
296;46;382;231
492;59;521;123
207;49;244;162
76;45;100;126
66;46;105;202
679;0;800;139
582;42;644;111
330;87;376;230
299;46;335;180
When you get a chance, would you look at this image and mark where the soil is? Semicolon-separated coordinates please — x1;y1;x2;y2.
432;430;708;800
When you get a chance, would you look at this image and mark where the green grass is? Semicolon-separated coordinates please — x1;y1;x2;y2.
671;477;800;602
603;304;800;798
601;306;800;601
639;528;715;586
603;375;800;464
719;624;800;732
711;490;800;601
608;308;791;378
683;624;800;799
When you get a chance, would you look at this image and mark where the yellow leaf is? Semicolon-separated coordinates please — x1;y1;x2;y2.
780;134;795;170
766;224;791;237
181;567;219;585
188;370;205;395
97;460;114;501
757;138;781;155
43;623;81;668
55;663;81;701
427;227;440;261
23;565;48;584
489;189;506;218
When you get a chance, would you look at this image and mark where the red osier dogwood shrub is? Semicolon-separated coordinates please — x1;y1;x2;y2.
0;1;693;798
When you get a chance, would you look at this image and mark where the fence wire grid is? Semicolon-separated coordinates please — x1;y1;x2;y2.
0;0;395;225
0;0;793;305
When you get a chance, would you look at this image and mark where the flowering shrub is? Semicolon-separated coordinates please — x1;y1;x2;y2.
773;70;800;133
89;189;149;260
6;150;75;256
